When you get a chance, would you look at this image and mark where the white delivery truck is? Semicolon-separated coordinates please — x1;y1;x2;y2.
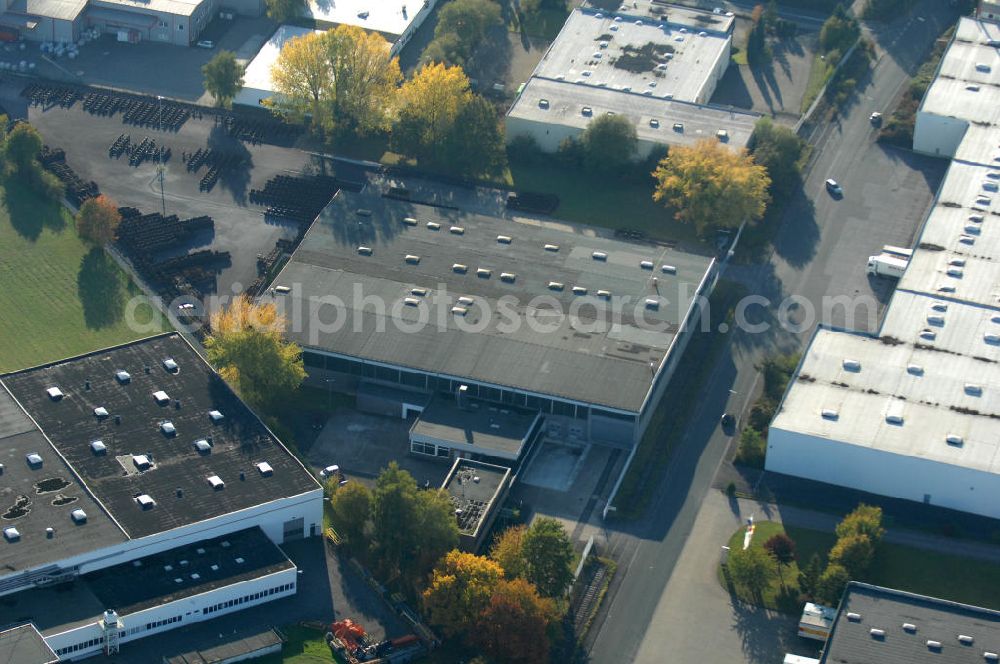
867;253;908;278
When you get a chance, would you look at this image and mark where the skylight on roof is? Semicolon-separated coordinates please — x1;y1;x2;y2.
94;407;109;419
91;440;107;454
194;439;212;454
3;527;20;542
153;390;170;405
25;453;42;466
46;387;64;400
136;494;155;510
256;461;274;477
71;508;87;523
207;475;225;490
115;370;131;384
163;358;179;373
209;410;224;423
160;421;176;436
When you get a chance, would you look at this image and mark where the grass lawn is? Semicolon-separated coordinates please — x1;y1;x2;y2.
800;54;834;114
508;160;697;245
0;180;165;373
721;521;1000;613
258;626;344;664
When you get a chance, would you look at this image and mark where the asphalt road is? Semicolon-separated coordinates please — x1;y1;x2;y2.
586;2;956;662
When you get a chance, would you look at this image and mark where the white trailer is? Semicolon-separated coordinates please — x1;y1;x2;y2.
882;245;914;260
867;253;908;278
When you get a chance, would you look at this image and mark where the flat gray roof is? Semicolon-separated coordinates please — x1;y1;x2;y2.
8;0;86;21
165;628;283;664
265;189;714;412
0;385;127;576
2;334;320;541
534;7;731;102
0;625;57;664
509;77;758;149
411;397;539;459
920;17;1000;124
89;0;204;18
442;459;510;537
821;583;1000;664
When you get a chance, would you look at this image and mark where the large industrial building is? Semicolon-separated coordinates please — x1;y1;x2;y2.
263;186;719;456
506;2;759;156
767;14;1000;520
815;583;1000;664
0;333;322;659
0;0;261;45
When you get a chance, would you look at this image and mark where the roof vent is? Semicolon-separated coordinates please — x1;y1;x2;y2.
449;226;465;235
457;296;474;306
451;306;468;316
846;612;862;622
946;434;964;446
920;330;937;341
410;287;428;297
947;267;964;278
357;246;373;256
886;413;904;425
640;260;654;270
927;640;942;650
959;235;975;245
902;623;916;633
274;285;291;294
25;453;42;467
402;216;417;226
500;272;516;282
115;371;131;385
544;244;559;252
548;281;565;291
235;557;245;564
649;118;660;128
967;84;981;91
160;421;176;436
46;386;64;400
969;214;984;223
90;440;106;455
497;235;512;244
582;106;593;116
985;333;1000;345
931;301;948;311
153;390;170;405
976;62;992;72
71;508;87;524
842;359;861;371
136;494;155;510
426;222;441;231
256;461;273;477
194;439;212;454
453;263;468;273
949;258;966;267
133;454;151;471
94;407;109;419
645;298;660;310
965;383;983;396
821;408;839;420
870;628;885;638
355;208;372;217
984;652;998;661
572;286;587;295
907;364;924;376
717;129;729;140
538;98;549;109
927;314;945;326
592;251;608;261
597;289;611;299
163;358;179;373
477;268;492;278
207;475;225;490
3;527;20;542
209;410;224;423
405;254;421;264
403;297;420;307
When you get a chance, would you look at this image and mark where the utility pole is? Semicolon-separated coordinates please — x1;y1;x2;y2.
157;95;166;215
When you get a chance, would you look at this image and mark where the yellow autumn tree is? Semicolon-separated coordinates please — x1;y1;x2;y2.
392;62;472;168
268;26;400;136
204;295;305;411
422;550;504;638
652;138;771;236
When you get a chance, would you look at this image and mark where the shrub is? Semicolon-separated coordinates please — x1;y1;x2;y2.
735;427;766;468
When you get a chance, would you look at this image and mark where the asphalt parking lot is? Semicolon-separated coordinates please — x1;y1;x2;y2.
1;80;324;301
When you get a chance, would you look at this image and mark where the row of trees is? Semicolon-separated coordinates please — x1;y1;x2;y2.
268;27;506;177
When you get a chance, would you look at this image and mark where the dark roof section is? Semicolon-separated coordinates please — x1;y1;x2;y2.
1;333;321;539
0;624;58;664
164;627;284;664
0;385;126;575
265;189;715;412
0;528;293;637
411;396;540;460
821;582;1000;664
442;459;511;537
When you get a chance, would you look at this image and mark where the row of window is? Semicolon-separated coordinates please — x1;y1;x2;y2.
411;441;452;458
203;583;294;616
304;351;637;423
54;614;182;656
146;615;182;631
56;637;102;656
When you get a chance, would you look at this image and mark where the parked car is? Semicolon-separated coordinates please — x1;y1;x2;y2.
721;413;735;433
319;465;341;479
825;178;843;196
869;111;883;125
196;40;215;49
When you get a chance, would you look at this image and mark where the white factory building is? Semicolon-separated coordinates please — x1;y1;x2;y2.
767;13;1000;520
0;333;323;660
506;2;759;156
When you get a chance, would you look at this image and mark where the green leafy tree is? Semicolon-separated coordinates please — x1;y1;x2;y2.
798;553;823;600
76;195;121;245
490;526;529;580
202;51;245;108
820;4;860;54
472;578;559;664
751;117;806;195
393;63;471;169
747;5;769;66
4;121;43;173
522;517;575;598
728;545;775;602
652;138;771;236
329;482;372;548
443;94;507;177
816;563;850;605
835;504;885;545
763;533;796;588
735;427;766;468
204;295;306;412
265;0;303;22
580;113;638;173
423;0;501;66
828;533;874;577
764;0;779;31
422;551;504;637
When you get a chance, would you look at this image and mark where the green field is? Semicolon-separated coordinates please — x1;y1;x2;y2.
0;181;165;373
721;521;1000;613
259;626;344;664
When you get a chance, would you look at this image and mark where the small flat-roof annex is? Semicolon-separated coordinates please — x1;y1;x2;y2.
411;397;541;460
0;624;58;664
